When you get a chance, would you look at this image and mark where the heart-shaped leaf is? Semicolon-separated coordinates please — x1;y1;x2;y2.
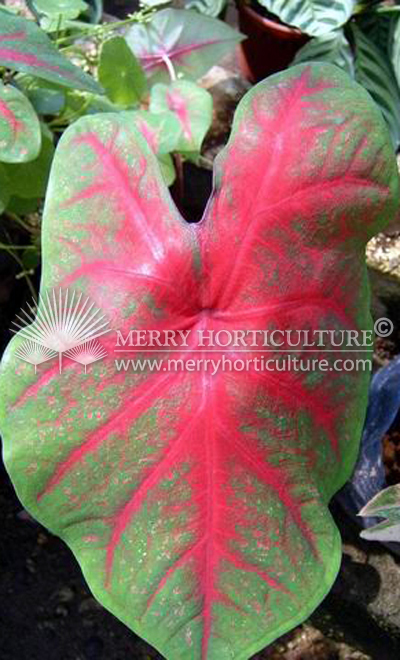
258;0;354;37
291;30;354;78
125;8;244;84
0;8;103;94
0;64;399;660
150;81;213;153
0;82;41;163
99;37;147;108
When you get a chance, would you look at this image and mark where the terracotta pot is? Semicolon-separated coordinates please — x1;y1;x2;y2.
236;1;309;83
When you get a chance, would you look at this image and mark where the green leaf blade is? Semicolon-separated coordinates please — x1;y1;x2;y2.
99;36;147;108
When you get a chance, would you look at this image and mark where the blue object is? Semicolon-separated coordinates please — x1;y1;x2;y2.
337;356;400;524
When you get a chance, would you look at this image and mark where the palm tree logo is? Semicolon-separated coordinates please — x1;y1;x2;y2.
13;288;110;373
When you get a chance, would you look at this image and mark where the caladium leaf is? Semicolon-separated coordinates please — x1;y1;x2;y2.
359;484;400;543
150;81;213;153
130;109;182;154
0;9;103;94
352;24;400;149
98;37;147;108
292;30;354;78
125;8;244;85
0;82;41;163
0;64;399;660
257;0;354;37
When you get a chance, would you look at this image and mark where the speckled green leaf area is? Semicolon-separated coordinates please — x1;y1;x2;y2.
0;64;399;660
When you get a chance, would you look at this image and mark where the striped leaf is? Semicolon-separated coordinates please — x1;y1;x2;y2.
184;0;226;19
258;0;354;37
352;24;400;149
389;16;400;89
292;29;354;77
357;11;391;57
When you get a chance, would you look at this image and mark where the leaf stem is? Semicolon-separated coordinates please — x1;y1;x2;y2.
54;13;146;46
162;53;177;82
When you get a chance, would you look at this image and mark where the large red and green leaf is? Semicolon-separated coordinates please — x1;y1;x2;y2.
0;82;41;163
0;8;103;93
1;64;399;660
125;8;244;85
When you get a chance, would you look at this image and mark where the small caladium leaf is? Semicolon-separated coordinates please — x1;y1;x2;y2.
0;8;103;94
0;82;41;163
0;163;10;212
3;125;54;199
130;109;182;155
292;30;354;78
98;37;148;108
258;0;353;37
0;64;399;660
359;484;400;543
352;24;400;149
125;8;244;84
150;81;213;153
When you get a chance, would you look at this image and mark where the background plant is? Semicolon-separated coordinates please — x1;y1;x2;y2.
0;0;243;296
251;1;400;149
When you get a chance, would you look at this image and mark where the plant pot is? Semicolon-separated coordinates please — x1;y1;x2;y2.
236;1;309;83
